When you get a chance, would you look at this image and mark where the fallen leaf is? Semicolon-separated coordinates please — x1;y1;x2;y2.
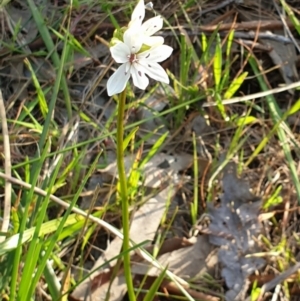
9;59;28;101
71;185;177;300
131;236;218;279
7;4;38;47
73;44;109;71
135;84;174;145
207;162;265;301
264;37;298;94
99;153;193;188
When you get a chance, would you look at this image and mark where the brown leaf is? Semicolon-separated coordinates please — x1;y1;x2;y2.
71;186;177;300
131;236;218;279
99;153;193;188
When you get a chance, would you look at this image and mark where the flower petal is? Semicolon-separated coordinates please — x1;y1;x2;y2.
141;16;163;36
130;0;145;24
107;63;131;96
123;28;143;53
131;63;149;90
110;42;130;63
143;35;164;46
138;45;173;62
137;61;169;84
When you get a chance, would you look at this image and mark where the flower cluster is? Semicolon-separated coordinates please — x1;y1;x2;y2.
107;0;173;96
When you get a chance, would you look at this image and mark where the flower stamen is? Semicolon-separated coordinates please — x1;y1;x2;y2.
128;53;138;64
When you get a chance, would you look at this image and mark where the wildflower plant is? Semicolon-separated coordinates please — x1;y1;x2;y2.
106;0;173;299
107;1;173;96
107;30;172;95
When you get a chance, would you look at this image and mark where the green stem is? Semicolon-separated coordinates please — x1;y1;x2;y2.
116;88;135;300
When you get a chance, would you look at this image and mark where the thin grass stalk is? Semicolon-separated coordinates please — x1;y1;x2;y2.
9;138;50;301
11;94;203;171
27;0;72;119
116;88;135;300
19;155;63;299
248;57;300;204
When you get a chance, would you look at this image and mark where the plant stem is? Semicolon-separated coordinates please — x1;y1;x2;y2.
116;88;135;300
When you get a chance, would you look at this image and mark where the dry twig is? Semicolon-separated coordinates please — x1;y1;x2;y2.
0;89;11;242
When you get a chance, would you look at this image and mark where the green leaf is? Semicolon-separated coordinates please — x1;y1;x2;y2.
224;72;248;99
263;186;283;209
123;126;139;151
24;58;48;119
236;115;257;126
288;98;300;115
143;267;168;301
213;34;222;90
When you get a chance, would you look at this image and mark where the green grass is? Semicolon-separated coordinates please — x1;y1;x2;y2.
1;0;300;300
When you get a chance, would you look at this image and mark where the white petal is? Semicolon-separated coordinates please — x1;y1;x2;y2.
131;0;145;24
110;42;130;63
137;61;169;83
124;61;131;73
123;28;143;53
143;36;164;46
131;63;149;90
107;63;131;96
138;45;173;62
145;2;153;9
141;16;163;36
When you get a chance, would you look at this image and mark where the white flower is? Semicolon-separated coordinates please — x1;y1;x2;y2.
129;0;145;25
107;28;173;96
129;0;164;46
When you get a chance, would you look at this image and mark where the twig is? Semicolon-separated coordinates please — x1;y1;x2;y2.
198;0;237;17
166;20;294;33
273;0;300;53
245;262;300;301
0;89;11;242
0;172;121;239
162;27;294;44
202;80;300;107
236;39;272;51
233;30;293;43
0;172;190;289
163;280;220;301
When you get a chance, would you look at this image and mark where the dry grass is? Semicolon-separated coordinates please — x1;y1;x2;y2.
0;0;300;300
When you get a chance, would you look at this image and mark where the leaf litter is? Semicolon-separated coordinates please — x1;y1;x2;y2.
2;0;300;300
99;152;193;188
71;152;193;300
207;161;265;301
73;156;266;301
134;84;175;145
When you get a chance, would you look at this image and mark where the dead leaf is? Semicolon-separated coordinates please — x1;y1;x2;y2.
23;58;56;82
264;36;298;94
161;280;220;301
73;44;109;71
136;105;169;145
208;162;265;301
71;185;177;300
6;5;38;47
259;262;300;297
131;236;218;279
99;153;193;188
188;114;212;136
9;59;28;100
135;84;175;144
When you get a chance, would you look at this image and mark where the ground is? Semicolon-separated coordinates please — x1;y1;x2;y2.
0;0;300;300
